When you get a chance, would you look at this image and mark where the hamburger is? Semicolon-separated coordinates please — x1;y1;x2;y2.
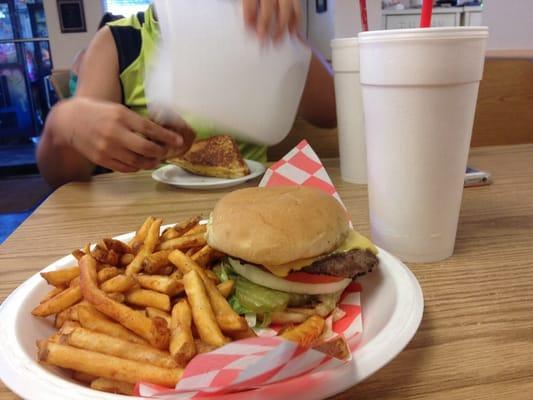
207;186;379;327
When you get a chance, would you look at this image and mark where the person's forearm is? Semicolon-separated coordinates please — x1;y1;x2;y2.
37;100;95;188
298;49;337;129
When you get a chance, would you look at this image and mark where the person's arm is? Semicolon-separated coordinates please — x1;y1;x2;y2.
37;27;189;188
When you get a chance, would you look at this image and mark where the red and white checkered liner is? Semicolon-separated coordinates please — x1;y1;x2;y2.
136;140;363;398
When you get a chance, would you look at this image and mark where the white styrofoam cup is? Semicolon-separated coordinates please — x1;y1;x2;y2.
331;38;367;184
359;27;488;262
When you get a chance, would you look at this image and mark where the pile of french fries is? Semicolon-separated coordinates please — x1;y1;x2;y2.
32;216;347;396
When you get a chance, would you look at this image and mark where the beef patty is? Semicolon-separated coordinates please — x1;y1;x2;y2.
302;249;379;279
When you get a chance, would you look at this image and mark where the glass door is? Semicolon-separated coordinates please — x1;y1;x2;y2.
0;0;51;141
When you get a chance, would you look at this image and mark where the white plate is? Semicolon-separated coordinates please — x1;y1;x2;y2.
152;160;266;190
0;229;424;400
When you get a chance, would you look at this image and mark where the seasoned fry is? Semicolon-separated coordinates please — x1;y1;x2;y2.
136;274;183;296
72;371;97;383
280;315;325;348
106;292;125;303
100;274;138;293
142;250;173;274
77;304;147;345
41;266;80;287
165;216;202;239
183;270;227;347
227;326;257;341
90;378;135;395
146;307;171;328
80;255;170;349
120;253;135;267
72;249;85;261
191;245;223;268
185;247;198;257
159;265;175;276
32;285;82;317
313;336;351;360
62;327;178;369
170;250;247;332
100;238;132;255
161;227;179;242
41;286;66;303
126;218;162;275
194;339;217;354
157;233;206;252
170;299;196;366
183;224;207;237
217;280;234;298
129;216;155;252
125;288;171;311
91;245;120;266
97;266;122;283
37;341;182;387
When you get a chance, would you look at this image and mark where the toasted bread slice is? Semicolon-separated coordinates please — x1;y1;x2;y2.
167;135;250;179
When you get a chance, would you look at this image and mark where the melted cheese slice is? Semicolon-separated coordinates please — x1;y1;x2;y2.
263;230;378;277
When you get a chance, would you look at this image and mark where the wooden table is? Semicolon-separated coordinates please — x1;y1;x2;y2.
1;144;532;399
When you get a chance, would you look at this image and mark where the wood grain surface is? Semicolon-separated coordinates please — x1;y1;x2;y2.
1;145;532;399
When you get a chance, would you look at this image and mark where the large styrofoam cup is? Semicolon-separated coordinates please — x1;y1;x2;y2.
331;38;367;184
148;0;311;146
359;27;488;262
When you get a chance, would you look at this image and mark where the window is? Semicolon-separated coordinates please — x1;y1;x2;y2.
102;0;151;17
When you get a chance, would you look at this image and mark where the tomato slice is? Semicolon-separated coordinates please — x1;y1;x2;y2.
284;272;345;284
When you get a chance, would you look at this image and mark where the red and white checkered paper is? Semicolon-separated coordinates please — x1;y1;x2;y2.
136;140;363;398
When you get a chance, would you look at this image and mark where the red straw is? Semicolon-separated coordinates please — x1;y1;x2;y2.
359;0;368;32
420;0;433;28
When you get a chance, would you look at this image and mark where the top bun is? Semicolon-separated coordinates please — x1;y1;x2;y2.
207;186;350;266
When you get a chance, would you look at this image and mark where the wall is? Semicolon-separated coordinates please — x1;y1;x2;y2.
482;0;533;50
43;0;104;70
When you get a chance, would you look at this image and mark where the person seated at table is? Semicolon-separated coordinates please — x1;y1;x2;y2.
68;13;124;97
37;0;336;188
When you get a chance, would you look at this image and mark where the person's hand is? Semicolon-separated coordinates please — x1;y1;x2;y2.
242;0;301;42
66;98;192;173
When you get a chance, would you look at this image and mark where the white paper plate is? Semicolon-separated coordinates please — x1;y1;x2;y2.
152;160;266;190
0;229;423;400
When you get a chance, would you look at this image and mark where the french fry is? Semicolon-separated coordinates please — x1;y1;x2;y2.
125;288;171;311
170;250;247;332
120;253;135;267
72;249;85;261
142;250;173;274
100;274;138;293
227;326;257;341
146;307;171;328
313;336;351;361
183;270;228;347
157;233;206;252
217;280;234;298
37;341;183;387
40;286;66;303
270;311;308;325
79;255;170;349
185;247;198;257
97;266;122;283
90;378;135;395
129;216;155;252
106;292;125;303
159;265;175;276
205;269;219;284
32;284;82;317
72;371;97;384
100;238;132;255
161;227;179;242
191;245;224;268
280;315;325;348
77;304;147;345
125;218;162;275
194;339;217;354
165;216;202;240
170;299;196;366
183;224;207;237
136;274;183;296
60;320;81;330
41;266;80;287
91;245;120;266
62;327;178;369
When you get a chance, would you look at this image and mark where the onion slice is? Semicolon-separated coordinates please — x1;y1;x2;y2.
228;258;352;295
